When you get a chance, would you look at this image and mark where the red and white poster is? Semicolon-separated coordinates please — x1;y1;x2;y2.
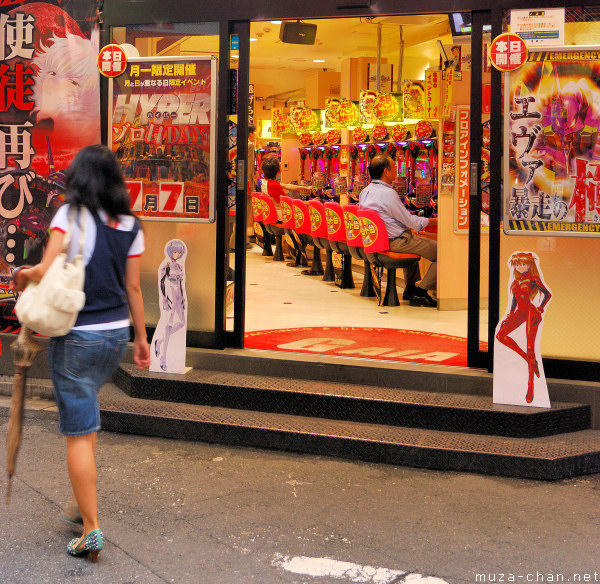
0;0;101;331
110;56;217;222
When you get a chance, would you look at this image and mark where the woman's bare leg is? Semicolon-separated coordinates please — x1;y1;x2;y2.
66;432;99;535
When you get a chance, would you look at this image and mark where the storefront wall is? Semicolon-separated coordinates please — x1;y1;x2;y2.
103;0;600;382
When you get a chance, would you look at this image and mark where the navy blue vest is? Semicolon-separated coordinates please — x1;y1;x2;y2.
74;212;140;327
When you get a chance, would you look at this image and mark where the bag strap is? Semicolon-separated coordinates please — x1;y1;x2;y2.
61;206;87;256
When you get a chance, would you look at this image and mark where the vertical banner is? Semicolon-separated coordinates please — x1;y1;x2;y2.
505;47;600;235
0;0;101;331
454;105;470;233
110;56;217;222
442;68;454;119
248;83;255;126
425;70;441;120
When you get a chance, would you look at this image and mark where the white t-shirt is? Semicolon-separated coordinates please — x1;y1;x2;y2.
50;205;145;330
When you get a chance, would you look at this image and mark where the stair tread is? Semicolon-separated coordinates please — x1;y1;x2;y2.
119;364;585;414
99;383;600;460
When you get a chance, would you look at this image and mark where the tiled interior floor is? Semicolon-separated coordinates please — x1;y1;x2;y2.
241;244;488;339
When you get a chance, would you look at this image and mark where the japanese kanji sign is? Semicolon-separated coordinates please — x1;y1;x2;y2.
490;33;527;72
109;56;217;222
97;44;127;78
0;1;101;329
454;105;470;232
504;47;600;236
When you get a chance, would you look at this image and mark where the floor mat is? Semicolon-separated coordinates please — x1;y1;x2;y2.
245;327;488;367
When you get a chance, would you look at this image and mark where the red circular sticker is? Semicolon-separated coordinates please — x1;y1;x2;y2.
490;33;527;72
391;125;408;142
352;127;368;143
326;129;340;144
97;44;127;78
372;125;388;141
415;120;434;139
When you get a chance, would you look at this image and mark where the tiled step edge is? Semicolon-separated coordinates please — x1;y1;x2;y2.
99;384;600;480
113;366;591;439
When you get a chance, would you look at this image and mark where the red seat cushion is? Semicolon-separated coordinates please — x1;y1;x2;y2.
380;251;420;260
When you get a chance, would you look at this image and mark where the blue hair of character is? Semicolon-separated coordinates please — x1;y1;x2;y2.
166;239;186;259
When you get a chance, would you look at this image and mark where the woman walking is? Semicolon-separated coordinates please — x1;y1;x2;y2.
11;144;150;561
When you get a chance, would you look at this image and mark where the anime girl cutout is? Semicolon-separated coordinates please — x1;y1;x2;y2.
150;240;188;374
494;252;552;407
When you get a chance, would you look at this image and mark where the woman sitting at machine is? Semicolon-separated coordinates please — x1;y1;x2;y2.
261;155;311;220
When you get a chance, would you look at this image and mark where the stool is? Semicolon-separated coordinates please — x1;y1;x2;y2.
342;204;375;297
307;199;335;282
258;193;285;261
324;201;355;289
281;195;307;267
292;198;324;276
357;208;420;307
251;192;272;256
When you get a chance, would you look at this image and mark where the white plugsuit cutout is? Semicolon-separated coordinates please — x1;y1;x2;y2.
150;239;188;374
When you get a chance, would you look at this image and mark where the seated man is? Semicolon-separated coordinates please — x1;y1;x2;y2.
359;153;438;307
261;155;310;220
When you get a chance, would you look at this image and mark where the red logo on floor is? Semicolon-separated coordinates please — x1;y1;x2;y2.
245;327;487;366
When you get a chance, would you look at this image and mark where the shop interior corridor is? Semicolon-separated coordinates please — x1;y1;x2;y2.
239;244;488;367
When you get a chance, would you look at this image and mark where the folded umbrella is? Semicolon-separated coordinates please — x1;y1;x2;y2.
6;326;42;503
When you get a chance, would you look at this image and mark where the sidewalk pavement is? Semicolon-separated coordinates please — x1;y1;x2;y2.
1;396;599;584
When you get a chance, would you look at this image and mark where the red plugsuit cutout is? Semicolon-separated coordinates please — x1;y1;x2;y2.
496;272;551;403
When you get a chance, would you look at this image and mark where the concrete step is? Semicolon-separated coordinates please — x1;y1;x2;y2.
114;363;591;439
98;383;600;480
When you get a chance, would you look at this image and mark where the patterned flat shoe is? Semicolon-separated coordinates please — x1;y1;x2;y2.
67;529;104;562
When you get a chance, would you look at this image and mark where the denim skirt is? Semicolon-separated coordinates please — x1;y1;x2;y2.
48;328;130;436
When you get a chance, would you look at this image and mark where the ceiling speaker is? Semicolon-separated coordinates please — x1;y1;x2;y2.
279;22;317;45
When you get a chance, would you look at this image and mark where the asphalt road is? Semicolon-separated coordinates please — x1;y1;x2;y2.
0;402;599;584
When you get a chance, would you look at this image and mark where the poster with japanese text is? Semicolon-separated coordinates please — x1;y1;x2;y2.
110;56;216;222
425;70;441;120
0;0;101;331
454;107;491;233
505;47;600;236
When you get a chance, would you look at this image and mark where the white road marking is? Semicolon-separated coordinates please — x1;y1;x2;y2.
272;554;450;584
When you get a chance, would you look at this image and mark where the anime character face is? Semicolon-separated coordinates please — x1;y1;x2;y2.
165;239;186;260
510;252;536;276
32;34;100;143
515;260;529;274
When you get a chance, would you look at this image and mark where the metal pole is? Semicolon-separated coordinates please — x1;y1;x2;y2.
398;26;404;93
376;23;382;92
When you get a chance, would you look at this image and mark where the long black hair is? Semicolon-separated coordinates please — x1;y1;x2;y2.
65;144;133;218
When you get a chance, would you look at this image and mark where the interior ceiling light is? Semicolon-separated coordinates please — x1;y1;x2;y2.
250;37;258;41
271;20;282;24
313;59;325;63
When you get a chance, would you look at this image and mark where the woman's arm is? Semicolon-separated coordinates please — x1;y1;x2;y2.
125;255;150;369
10;229;65;291
281;182;311;193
